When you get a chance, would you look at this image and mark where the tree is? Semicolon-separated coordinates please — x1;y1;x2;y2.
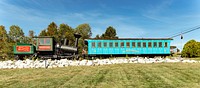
94;34;100;39
75;23;92;54
181;40;200;57
101;26;118;39
75;23;92;40
0;25;8;41
0;25;14;60
29;30;34;38
39;29;47;36
46;22;58;36
9;25;24;42
58;24;75;45
197;42;200;56
58;24;68;39
46;22;59;42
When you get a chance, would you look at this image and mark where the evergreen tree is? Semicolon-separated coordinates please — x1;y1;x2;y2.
94;34;100;39
46;22;59;42
0;25;14;60
0;25;8;41
39;29;47;36
101;26;118;39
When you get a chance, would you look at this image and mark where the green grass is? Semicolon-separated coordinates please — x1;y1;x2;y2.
1;63;200;88
189;57;200;61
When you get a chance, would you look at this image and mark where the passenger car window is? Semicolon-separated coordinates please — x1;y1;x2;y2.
115;42;118;48
132;42;135;48
153;42;157;48
92;42;95;48
159;42;162;48
126;42;130;48
98;42;101;48
120;42;124;48
164;42;168;48
132;42;136;48
148;42;152;48
143;42;146;48
138;42;141;48
109;42;113;48
104;42;107;48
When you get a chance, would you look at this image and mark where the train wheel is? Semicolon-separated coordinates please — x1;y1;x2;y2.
14;55;25;60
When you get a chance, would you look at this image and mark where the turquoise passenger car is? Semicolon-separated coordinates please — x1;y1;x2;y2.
85;38;173;57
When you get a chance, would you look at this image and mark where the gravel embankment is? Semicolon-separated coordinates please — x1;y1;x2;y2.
0;57;199;69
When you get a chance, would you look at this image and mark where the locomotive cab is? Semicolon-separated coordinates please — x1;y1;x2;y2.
35;36;56;58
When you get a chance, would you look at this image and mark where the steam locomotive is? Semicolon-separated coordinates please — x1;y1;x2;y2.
13;33;81;60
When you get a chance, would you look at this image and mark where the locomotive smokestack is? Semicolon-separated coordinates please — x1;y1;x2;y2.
63;39;69;46
64;39;67;46
74;33;81;48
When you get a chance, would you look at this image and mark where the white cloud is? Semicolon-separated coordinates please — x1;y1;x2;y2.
0;0;54;35
53;12;147;38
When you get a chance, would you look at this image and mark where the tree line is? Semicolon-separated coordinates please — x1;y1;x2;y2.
0;22;117;60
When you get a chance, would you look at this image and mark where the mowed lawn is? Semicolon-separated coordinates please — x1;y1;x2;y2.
1;63;200;88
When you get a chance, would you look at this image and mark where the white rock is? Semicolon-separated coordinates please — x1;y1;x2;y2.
79;60;87;66
0;57;196;69
110;59;117;64
138;59;145;63
86;60;93;66
123;59;129;63
48;66;53;68
182;59;190;63
58;64;64;67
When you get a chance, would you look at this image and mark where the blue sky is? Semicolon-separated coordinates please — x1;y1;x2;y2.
0;0;200;50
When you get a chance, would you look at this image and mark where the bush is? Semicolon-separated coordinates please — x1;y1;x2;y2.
181;40;200;57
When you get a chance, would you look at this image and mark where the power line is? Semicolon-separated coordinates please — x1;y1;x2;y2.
170;26;200;38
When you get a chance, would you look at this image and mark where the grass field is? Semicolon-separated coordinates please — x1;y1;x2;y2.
1;63;200;88
190;57;200;61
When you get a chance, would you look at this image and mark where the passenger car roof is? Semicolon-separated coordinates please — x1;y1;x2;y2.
85;38;173;41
